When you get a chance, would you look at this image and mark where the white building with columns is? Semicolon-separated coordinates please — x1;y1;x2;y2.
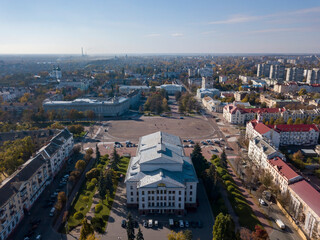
125;131;198;215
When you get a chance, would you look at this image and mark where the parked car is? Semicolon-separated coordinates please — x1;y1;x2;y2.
169;219;174;228
148;219;153;228
49;207;55;217
154;220;158;227
259;198;267;206
35;234;42;240
185;220;189;228
121;220;126;228
143;220;147;228
179;220;184;228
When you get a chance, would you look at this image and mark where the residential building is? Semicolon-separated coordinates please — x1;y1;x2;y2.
0;129;73;240
246;120;319;148
238;75;255;84
49;66;62;79
266;157;303;193
257;63;271;77
202;97;226;113
246;119;280;148
286;67;304;82
270;64;285;80
306;69;320;84
234;91;248;101
125;131;198;215
57;79;93;91
289;180;320;239
219;75;227;84
223;104;285;124
260;94;300;108
248;136;284;169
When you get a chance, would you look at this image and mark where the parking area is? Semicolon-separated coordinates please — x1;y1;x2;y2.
102;181;214;240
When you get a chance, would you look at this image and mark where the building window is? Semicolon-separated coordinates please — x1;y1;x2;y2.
179;197;181;201
190;191;192;195
130;192;133;196
130;186;133;190
157;190;159;194
179;203;181;208
131;198;133;202
190;197;192;201
142;191;144;195
190;185;192;189
179;191;181;195
164;190;166;194
142;197;144;201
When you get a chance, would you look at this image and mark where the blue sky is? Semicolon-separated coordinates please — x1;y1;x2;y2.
0;0;320;54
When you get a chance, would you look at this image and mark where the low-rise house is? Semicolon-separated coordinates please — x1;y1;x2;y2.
202;97;225;113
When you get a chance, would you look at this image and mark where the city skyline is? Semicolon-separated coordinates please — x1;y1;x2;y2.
0;0;320;54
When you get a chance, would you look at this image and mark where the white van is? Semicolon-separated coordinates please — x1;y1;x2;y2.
276;219;285;230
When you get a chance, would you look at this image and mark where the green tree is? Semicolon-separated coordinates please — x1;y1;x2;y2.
136;227;144;240
75;160;86;171
96;144;101;162
79;218;94;240
183;230;192;240
212;213;236;240
98;174;108;199
191;143;209;177
287;117;293;125
86;168;100;181
127;212;135;240
269;117;274;125
298;88;307;96
274;117;285;125
294;118;302;125
220;150;227;168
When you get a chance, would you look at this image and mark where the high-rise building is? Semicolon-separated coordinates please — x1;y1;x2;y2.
286;67;304;82
257;63;271;77
269;64;285;80
306;68;320;84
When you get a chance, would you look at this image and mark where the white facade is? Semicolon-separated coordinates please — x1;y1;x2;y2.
245;120;280;148
125;132;198;215
159;84;183;95
219;76;227;83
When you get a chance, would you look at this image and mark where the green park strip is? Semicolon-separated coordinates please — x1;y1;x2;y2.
92;157;130;233
211;155;260;230
67;156;109;230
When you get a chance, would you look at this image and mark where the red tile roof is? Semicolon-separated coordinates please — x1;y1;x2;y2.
225;104;285;115
269;124;319;133
289;180;320;217
268;157;301;181
250;120;272;135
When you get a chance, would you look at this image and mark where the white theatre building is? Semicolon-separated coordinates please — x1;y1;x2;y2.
125;131;198;215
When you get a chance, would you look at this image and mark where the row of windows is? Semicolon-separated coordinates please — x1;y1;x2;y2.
142;203;182;208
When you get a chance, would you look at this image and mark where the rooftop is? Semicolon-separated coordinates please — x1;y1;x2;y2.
268;157;301;181
289;180;320;217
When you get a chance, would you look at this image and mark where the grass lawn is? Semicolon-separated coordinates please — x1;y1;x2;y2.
67;182;96;229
